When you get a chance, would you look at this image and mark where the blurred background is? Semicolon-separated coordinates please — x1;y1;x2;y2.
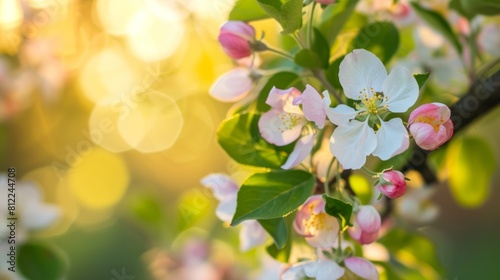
1;0;500;279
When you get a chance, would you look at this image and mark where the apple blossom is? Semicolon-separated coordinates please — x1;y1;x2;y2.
396;187;439;223
294;195;339;248
218;21;255;59
344;257;379;280
281;260;345;280
326;49;417;169
376;170;407;199
209;67;254;102
348;205;381;245
201;174;267;251
259;85;328;169
408;102;453;150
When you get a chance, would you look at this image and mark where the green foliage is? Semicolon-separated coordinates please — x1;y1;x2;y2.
449;0;475;19
325;55;345;90
294;28;331;69
231;170;315;225
229;0;270;21
446;136;496;207
18;242;67;280
411;2;463;54
265;214;294;262
257;0;303;34
319;0;360;44
322;194;353;231
257;72;303;112
352;21;400;63
458;0;500;16
379;228;445;279
258;217;288;249
129;194;164;225
217;113;294;168
414;72;431;90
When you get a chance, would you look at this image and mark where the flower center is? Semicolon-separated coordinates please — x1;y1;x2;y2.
304;212;333;234
356;88;389;115
277;112;303;133
414;116;444;131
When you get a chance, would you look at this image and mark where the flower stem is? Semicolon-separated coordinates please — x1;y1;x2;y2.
265;46;295;60
312;69;343;104
324;157;337;195
307;2;317;49
361;166;378;176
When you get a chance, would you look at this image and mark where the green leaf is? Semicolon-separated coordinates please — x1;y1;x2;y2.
352;21;400;63
229;0;270;21
319;0;360;44
325;55;345;90
413;72;430;90
257;0;303;34
294;49;323;69
322;194;353;230
258;217;288;249
265;214;294;262
217;113;293;168
446;136;495;207
18;242;67;280
449;0;475;19
231;170;315;225
459;0;500;16
312;28;331;69
256;72;303;112
379;228;445;278
411;2;463;54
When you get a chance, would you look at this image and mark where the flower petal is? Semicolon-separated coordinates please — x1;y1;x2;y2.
326;104;359;126
209;68;252;102
345;257;379;280
381;66;419;113
372;118;409;160
315;260;345;280
201;173;239;202
259;109;306;146
239;220;267;252
339;49;387;100
330;120;377;170
305;215;339;248
216;199;237;223
281;132;315;170
265;86;302;114
299;85;326;128
357;205;381;234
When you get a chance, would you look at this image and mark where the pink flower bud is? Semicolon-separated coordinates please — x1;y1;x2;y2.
376;170;407;199
408;103;453;150
218;21;255;59
348;205;381;245
344;257;379;280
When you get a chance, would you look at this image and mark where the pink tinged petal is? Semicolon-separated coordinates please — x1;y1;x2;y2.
345;257;379;280
408;103;441;124
357;205;381;234
300;85;326;128
283;261;345;280
201;173;239;201
258;109;306;146
339;49;387;100
216;199;237;223
293;195;325;237
372;118;409;160
305;215;339;248
443;119;454;142
266;86;303;113
209;68;252;102
327;104;359;126
239;220;267;252
282;133;315;170
330;120;377;170
218;21;255;59
381;66;419;113
377;170;407;199
409;122;449;150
